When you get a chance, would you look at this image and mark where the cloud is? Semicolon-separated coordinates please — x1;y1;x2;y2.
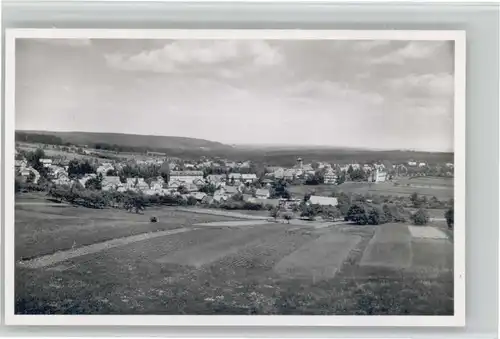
371;41;446;64
286;80;384;105
388;72;454;97
39;38;92;47
353;40;392;52
104;40;284;74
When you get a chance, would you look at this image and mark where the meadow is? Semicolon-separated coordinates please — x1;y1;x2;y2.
288;176;454;200
15;193;453;315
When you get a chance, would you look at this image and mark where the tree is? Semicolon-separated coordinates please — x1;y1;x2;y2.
269;207;280;221
411;208;429;225
300;204;318;221
336;172;346;185
85;173;103;190
283;212;294;224
124;193;146;214
178;185;190;195
445;207;454;229
346;203;368;225
159;161;171;183
68;159;95;178
199;183;217;194
106;169;118;176
410;192;420;207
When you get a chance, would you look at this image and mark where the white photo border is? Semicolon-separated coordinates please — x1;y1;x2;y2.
3;29;466;327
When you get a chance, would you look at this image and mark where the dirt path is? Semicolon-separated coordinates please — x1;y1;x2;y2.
17;228;194;269
174;207;269;220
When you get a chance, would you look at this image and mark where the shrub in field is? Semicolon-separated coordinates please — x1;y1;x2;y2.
186;196;198;206
411;208;430;225
445;207;454;229
265;204;275;211
243;202;264;210
269;207;280;221
283;212;294;224
300;204;319;221
150;216;158;223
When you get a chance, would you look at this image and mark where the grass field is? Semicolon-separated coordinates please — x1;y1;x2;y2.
289;177;454;200
15;193;454;315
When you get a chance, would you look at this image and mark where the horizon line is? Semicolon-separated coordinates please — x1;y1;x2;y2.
15;128;454;154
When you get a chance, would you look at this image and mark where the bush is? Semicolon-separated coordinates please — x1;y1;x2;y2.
445;207;454;229
187;196;198;206
346;203;368;225
411;208;429;225
265;204;275;211
150;216;158;223
243;202;264;210
283;212;294;224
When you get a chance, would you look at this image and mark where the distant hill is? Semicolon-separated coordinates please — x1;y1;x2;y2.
15;130;453;165
15;130;233;152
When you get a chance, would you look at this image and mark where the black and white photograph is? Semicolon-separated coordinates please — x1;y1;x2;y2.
5;30;465;326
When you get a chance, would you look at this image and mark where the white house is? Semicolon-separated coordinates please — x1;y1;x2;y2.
408;161;417;166
308;196;338;207
39;158;53;168
368;168;387;183
241;173;258;183
418;162;427;167
255;188;270;199
97;163;114;175
323;168;338;184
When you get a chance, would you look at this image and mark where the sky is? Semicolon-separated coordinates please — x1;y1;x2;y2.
15;38;455;152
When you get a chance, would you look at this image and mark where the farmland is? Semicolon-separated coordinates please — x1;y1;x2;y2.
15;193;453;315
288;176;454;200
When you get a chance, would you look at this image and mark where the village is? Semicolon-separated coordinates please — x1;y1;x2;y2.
14;142;455;216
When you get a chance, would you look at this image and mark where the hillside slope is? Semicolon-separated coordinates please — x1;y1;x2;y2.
16;130;232;151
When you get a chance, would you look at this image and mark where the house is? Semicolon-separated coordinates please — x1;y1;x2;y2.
149;177;165;190
302;164;314;172
193;178;206;187
79;174;96;187
368;168;387;183
192;192;208;201
255;188;270;199
201;195;214;205
206;174;226;186
418;162;427;167
20;167;40;184
323;168;338;184
184;163;196;169
408;161;417;166
169;171;204;185
39;158;53;168
446;163;454;168
168;180;183;190
53;176;72;186
308;195;338;207
242;194;257;203
273;168;285;179
283;169;295;180
101;176;122;191
222;186;240;196
185;183;199;192
280;198;302;210
228;173;243;183
241;173;257;183
213;191;229;203
15;160;27;169
97;163;114;175
261;179;274;187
